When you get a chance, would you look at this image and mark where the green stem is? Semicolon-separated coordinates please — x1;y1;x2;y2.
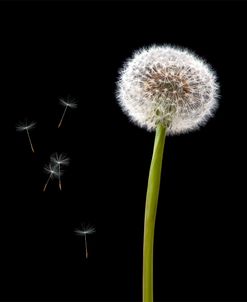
143;124;167;302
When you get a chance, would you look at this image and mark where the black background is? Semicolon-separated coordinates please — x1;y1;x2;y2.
0;1;247;301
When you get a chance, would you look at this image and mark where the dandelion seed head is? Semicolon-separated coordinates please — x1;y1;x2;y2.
59;96;77;109
16;121;36;132
44;163;61;178
116;45;219;134
75;224;96;236
51;153;70;166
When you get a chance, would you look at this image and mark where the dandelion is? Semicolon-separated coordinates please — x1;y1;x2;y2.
75;224;96;259
16;120;36;153
116;45;219;302
117;45;218;134
50;153;70;190
43;163;60;192
57;96;77;128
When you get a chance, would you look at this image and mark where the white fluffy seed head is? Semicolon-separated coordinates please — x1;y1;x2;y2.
116;45;219;134
59;96;77;109
44;163;61;178
50;153;70;166
75;224;96;236
16;121;36;132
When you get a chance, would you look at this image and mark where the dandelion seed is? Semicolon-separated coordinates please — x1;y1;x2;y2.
16;120;36;153
75;224;96;259
58;96;77;128
43;163;60;192
50;153;70;191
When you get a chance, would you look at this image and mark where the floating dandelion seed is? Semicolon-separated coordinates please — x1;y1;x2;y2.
75;224;96;259
116;45;219;302
58;96;77;128
43;163;61;192
50;153;70;190
16;120;36;153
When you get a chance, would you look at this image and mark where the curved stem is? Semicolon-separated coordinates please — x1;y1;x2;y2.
143;124;166;302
